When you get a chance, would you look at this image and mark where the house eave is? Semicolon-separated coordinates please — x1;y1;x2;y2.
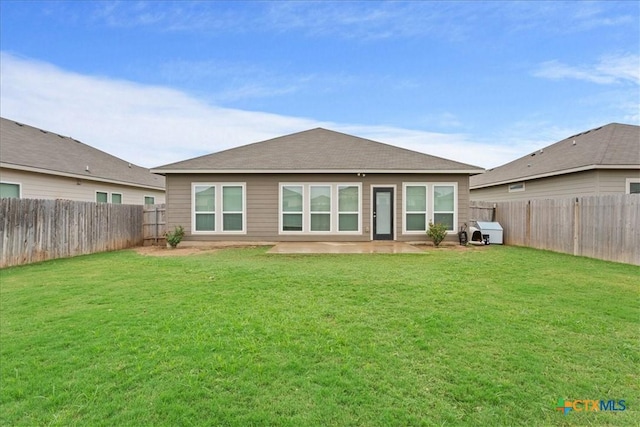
150;168;484;175
470;164;640;190
1;163;165;191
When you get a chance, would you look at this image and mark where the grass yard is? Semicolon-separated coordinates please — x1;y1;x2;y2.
1;246;638;426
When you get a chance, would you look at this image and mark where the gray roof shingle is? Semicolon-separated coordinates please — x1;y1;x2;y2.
152;128;483;173
1;117;165;189
470;123;640;188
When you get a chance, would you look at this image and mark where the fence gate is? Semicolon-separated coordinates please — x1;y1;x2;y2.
143;204;166;246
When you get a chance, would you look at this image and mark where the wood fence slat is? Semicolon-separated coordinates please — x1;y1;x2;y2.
471;194;640;265
0;199;144;268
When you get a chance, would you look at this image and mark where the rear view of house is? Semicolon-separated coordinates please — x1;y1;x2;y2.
152;128;483;243
0;117;165;204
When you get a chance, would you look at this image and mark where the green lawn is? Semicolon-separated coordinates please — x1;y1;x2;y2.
1;246;638;426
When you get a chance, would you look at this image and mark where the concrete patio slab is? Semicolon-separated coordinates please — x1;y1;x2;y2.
268;241;425;254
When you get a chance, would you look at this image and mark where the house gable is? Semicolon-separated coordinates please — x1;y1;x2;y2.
152;128;483;174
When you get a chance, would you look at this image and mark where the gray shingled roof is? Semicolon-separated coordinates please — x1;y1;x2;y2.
471;123;640;189
0;117;165;189
152;128;483;173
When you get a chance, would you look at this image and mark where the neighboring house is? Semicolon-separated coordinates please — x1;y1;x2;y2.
470;123;640;201
0;117;165;204
151;128;483;243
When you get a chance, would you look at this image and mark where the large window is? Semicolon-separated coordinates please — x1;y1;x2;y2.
222;186;244;231
433;185;455;231
282;185;303;231
403;183;457;233
338;185;359;232
404;185;427;231
1;182;21;198
310;186;331;231
193;183;245;233
280;183;361;234
195;185;215;231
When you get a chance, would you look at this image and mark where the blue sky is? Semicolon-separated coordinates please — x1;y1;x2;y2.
1;1;638;168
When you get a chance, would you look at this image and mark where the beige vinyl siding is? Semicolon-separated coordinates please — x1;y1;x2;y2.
470;169;640;202
165;173;470;242
0;168;165;204
596;169;640;193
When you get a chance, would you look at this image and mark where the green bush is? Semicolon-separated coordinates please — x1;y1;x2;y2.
427;222;448;246
165;225;185;248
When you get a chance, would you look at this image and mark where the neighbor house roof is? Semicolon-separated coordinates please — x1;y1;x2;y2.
470;123;640;189
151;128;483;174
0;117;165;190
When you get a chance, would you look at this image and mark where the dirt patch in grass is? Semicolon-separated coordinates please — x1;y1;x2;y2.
132;246;221;257
415;243;488;251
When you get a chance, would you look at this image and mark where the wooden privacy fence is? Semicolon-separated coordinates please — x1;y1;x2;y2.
143;204;166;246
471;194;640;265
1;198;143;268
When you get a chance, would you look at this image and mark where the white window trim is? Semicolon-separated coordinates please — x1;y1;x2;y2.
96;190;109;203
402;183;428;234
111;192;123;204
279;183;362;235
508;182;526;192
0;181;22;198
96;190;125;204
192;183;247;235
625;178;640;194
310;185;332;233
401;183;458;234
432;183;458;233
144;195;156;205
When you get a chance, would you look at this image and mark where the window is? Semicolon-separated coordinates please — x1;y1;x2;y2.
222;186;243;231
193;183;245;233
509;182;525;192
433;185;455;231
404;185;427;231
627;178;640;194
310;186;331;231
338;185;359;231
280;183;361;233
282;185;303;231
403;183;457;233
194;185;215;231
111;193;122;204
0;182;21;198
96;191;108;203
144;196;155;205
96;191;125;204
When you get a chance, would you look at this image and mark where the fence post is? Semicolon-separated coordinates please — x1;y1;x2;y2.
154;206;159;245
525;200;531;247
573;197;580;256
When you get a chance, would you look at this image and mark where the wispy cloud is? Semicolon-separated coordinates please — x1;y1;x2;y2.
3;52;634;171
1;52;530;169
76;1;637;42
534;53;640;85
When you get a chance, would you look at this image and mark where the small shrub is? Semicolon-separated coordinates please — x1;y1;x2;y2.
427;222;448;247
165;225;185;248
